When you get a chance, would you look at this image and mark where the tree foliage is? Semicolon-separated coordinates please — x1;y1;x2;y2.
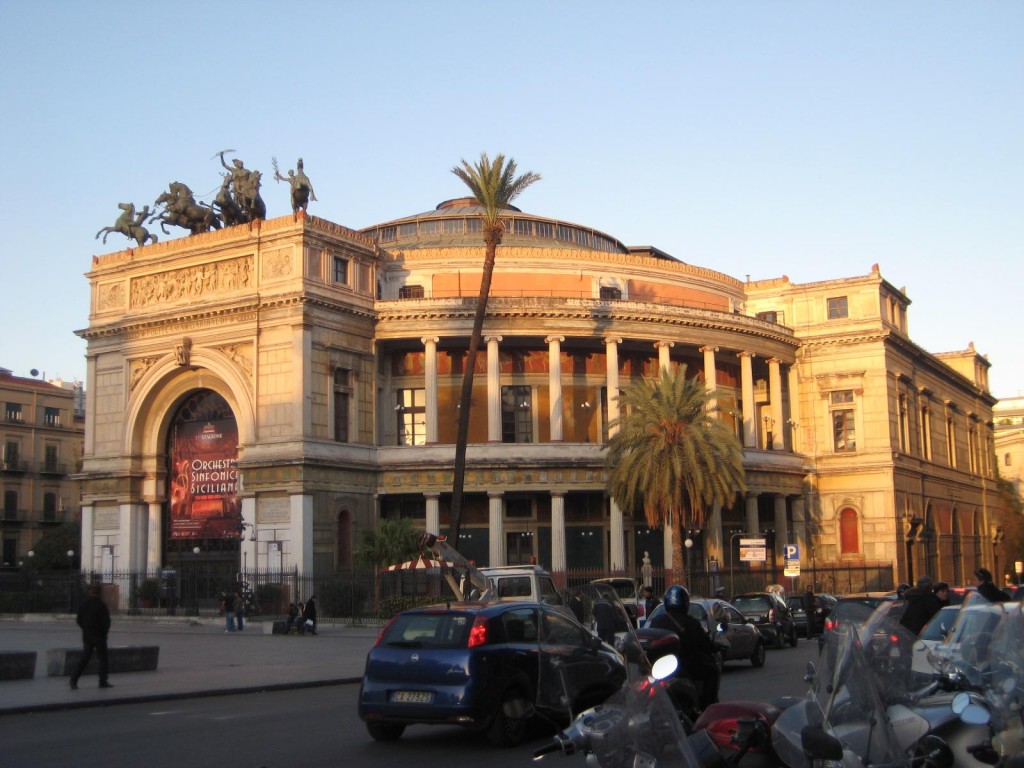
22;522;80;571
447;153;541;544
604;367;746;584
354;517;420;569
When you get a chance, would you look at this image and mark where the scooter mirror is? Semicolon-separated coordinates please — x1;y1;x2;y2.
651;654;678;681
951;691;969;714
959;703;991;726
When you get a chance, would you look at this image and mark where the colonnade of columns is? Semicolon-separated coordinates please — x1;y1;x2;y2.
414;335;790;451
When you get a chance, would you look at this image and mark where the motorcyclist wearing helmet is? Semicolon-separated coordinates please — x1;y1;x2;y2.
647;585;721;709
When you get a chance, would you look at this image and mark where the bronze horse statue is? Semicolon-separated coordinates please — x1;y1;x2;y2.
151;182;221;235
213;175;248;228
96;203;158;247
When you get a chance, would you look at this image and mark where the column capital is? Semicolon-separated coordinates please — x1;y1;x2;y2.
485;335;503;344
737;350;756;360
423;491;441;500
544;335;565;344
420;336;440;346
767;356;781;366
699;345;719;354
654;340;675;351
603;336;623;346
488;490;505;499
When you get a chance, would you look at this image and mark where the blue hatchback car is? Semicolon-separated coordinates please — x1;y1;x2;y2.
358;600;626;746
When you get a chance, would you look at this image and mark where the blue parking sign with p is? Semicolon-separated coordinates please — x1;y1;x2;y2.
785;544;799;560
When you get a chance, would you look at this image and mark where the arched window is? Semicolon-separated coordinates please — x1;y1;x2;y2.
839;507;859;555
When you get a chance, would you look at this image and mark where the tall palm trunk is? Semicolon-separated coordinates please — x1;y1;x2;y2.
449;225;501;545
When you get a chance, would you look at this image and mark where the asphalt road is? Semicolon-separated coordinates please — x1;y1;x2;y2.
0;638;819;768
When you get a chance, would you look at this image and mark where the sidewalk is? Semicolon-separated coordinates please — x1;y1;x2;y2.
0;614;379;715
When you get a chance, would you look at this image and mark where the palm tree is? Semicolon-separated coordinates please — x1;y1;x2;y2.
448;153;541;546
354;517;420;569
604;366;746;586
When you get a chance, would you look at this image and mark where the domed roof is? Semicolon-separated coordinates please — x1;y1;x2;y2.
361;197;634;255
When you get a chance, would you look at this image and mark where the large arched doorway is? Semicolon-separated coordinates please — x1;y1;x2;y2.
163;389;242;605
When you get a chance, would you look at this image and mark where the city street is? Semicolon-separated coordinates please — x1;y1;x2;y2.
0;638;819;768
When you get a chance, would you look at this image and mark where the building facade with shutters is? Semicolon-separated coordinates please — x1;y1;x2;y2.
1;368;84;567
76;199;1004;589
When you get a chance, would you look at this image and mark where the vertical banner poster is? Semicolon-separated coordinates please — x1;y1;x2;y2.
169;417;240;538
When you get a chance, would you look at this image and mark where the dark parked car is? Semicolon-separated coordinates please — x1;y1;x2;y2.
819;592;898;649
642;597;767;668
786;593;836;638
731;592;798;649
358;600;626;746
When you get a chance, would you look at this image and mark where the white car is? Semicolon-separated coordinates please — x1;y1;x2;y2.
910;604;960;675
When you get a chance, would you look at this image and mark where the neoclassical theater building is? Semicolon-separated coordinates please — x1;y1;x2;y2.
77;198;1004;588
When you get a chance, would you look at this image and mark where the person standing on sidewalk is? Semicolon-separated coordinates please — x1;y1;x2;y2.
70;583;112;690
234;590;245;631
222;591;236;632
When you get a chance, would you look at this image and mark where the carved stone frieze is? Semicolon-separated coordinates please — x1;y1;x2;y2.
130;256;253;309
98;282;126;312
262;248;292;280
217;342;253;377
129;356;160;392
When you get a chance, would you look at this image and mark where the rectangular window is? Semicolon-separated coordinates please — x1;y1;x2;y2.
5;403;22;422
2;537;15;566
897;393;910;453
396;388;426;446
44;445;59;473
968;426;978;474
443;219;463;234
830;390;856;452
534;221;552;238
398;222;418;238
3;490;17;519
43;406;60;427
599;286;622;300
419;220;440;236
2;441;18;470
756;311;779;324
827;296;849;319
501;385;533;444
919;405;932;461
333;368;352;443
946;416;957;468
398;285;425;299
43;493;57;522
514;219;532;236
378;226;397;242
332;256;349;285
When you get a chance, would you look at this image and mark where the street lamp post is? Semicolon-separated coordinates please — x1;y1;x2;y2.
66;549;76;613
684;535;694;589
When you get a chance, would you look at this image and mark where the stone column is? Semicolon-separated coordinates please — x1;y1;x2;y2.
80;504;94;572
787;365;800;452
424;492;440;535
768;358;784;450
745;493;760;534
487;335;503;443
791;495;807;561
294;324;312;437
291;493;314;574
655;340;674;373
700;345;719;414
605;337;622;436
119;503;143;571
550;492;567;585
610;499;625;574
488;492;505;566
422;336;439;444
774;494;789;559
738;352;756;448
240;496;256;573
147;502;162;572
547;336;564;442
706;504;723;567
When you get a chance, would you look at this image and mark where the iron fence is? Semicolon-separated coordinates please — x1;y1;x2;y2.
0;561;894;621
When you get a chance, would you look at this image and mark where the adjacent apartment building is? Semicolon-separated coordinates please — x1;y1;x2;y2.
1;368;84;566
75;199;1004;591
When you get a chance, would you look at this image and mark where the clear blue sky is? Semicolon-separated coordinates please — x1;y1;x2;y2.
1;1;1021;397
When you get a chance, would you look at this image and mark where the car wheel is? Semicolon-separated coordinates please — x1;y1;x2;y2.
487;688;531;747
366;722;405;742
750;642;766;667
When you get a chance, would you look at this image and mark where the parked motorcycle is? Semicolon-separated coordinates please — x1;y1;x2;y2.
770;591;1019;768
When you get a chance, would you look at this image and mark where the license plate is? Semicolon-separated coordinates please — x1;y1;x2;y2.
392;691;433;704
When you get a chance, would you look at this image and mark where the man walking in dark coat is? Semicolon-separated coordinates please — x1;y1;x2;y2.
974;568;1010;602
70;583;112;690
899;576;941;636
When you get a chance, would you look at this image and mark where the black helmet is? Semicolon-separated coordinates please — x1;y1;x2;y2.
664;585;690;613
